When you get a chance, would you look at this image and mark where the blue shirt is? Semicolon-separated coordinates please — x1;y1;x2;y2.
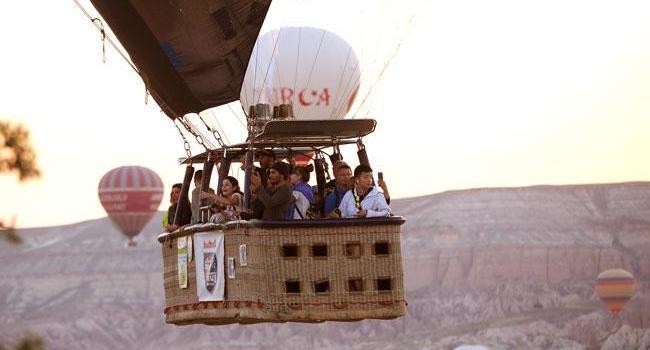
286;182;315;219
324;187;348;215
293;182;314;204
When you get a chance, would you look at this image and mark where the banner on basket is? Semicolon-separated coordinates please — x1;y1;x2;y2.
177;236;188;289
194;231;225;301
239;244;247;266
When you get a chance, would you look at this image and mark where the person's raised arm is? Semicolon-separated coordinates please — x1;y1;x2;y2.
256;184;292;207
378;178;391;205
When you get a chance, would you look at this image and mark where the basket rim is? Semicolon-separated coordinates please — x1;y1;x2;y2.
157;216;406;243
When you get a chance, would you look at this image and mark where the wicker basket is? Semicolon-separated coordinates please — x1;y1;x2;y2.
158;217;406;325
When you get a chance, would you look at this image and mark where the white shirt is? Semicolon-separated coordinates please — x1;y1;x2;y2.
339;186;390;218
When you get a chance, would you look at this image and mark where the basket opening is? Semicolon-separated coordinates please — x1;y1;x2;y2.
348;278;364;292
282;244;299;258
314;280;330;294
345;242;362;258
312;243;328;258
285;280;301;293
374;241;390;255
377;277;392;291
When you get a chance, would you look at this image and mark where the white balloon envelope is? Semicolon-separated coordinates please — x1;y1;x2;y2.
241;26;361;120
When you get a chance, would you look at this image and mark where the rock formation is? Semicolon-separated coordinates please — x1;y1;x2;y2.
1;182;649;349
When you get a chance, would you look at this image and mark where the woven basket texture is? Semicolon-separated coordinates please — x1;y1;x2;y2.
161;221;406;325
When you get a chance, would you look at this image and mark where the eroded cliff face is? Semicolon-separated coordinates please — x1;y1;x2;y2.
1;183;649;349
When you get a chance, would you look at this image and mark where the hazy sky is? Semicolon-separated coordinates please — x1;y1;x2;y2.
2;1;650;228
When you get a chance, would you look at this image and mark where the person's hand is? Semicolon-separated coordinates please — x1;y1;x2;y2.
165;224;179;233
378;179;388;192
199;191;216;200
378;178;390;203
327;210;340;219
218;195;234;206
355;210;367;218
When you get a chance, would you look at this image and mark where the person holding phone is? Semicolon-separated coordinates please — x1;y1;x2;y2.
250;161;293;220
339;165;390;218
377;171;391;205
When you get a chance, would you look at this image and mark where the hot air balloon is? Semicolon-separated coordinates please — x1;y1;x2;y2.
241;27;361;120
595;268;637;316
98;166;164;247
241;26;361;165
79;0;415;326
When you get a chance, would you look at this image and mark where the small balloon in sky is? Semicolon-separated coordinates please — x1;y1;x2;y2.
98;166;164;247
595;268;636;316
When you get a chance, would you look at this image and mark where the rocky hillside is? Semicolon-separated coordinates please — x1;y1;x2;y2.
1;183;649;349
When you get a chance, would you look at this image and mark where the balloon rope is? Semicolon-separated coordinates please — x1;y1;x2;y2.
71;0;139;74
272;31;285;99
188;118;216;149
205;109;231;145
329;46;354;119
173;120;193;159
292;27;302;107
226;104;247;129
178;117;214;150
294;29;327;118
331;58;361;120
255;28;284;104
351;7;419;119
246;37;259;109
229;0;267;109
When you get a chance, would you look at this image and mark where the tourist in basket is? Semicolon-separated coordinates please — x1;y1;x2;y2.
339;165;390;218
250;161;293;220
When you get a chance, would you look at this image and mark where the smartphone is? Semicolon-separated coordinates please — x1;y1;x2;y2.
378;172;383;181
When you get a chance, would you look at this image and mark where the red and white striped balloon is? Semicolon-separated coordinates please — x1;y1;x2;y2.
98;166;164;246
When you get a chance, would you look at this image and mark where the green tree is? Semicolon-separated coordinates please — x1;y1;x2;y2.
0;121;40;244
0;121;40;181
12;335;45;350
0;122;45;348
0;334;45;350
0;220;20;244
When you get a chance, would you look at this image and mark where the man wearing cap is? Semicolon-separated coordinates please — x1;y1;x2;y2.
250;161;293;220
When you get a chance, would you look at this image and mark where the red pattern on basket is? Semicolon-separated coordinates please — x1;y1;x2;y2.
163;299;407;314
288;303;302;310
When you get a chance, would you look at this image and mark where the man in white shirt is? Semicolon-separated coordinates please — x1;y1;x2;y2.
339;165;390;218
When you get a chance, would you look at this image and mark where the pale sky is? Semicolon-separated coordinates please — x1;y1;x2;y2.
2;1;650;228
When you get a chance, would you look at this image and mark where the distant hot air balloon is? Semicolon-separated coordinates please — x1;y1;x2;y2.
595;268;637;316
241;26;361;120
98;166;164;247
